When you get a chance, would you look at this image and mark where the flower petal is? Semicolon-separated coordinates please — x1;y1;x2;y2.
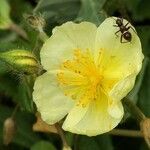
95;17;144;101
95;17;143;76
41;22;97;70
109;74;136;101
62;92;123;136
33;71;74;124
108;100;124;119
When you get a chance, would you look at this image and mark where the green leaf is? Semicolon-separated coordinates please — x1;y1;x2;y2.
31;141;56;150
138;58;150;116
0;73;19;99
0;105;40;148
10;0;33;21
135;0;150;20
140;142;149;150
79;136;99;150
17;79;34;112
34;0;80;25
137;26;150;56
125;0;150;21
78;134;113;150
127;58;148;103
0;71;34;112
76;0;107;25
94;134;113;150
65;132;74;147
0;0;12;29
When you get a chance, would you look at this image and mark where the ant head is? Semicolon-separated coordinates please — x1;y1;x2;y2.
116;18;123;26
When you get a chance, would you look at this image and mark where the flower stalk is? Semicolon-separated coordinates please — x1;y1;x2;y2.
9;22;28;40
122;97;146;122
55;123;71;150
123;97;150;148
39;30;49;42
109;129;143;137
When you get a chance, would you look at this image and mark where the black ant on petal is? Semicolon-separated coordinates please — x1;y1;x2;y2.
113;17;136;43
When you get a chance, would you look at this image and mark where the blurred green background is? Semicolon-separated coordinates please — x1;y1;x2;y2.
0;0;150;149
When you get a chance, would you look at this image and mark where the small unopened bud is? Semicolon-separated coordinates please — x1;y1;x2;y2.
0;50;41;75
140;118;150;147
25;14;46;32
0;0;12;29
63;146;72;150
3;117;16;145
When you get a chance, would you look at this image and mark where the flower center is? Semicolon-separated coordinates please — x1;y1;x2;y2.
57;49;103;107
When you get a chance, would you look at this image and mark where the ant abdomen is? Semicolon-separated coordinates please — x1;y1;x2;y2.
113;17;133;43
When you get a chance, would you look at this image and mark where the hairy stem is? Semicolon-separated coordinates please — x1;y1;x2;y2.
122;97;150;148
9;23;28;40
38;28;49;42
109;129;142;137
11;104;19;118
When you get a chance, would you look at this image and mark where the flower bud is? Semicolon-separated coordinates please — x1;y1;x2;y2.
3;117;16;145
25;14;46;32
0;50;42;75
0;0;12;29
63;146;72;150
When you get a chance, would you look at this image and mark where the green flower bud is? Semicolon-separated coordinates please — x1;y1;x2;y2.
0;50;41;75
24;14;48;42
0;0;12;29
63;146;72;150
3;117;16;145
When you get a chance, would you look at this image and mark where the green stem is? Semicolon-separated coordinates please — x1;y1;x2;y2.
109;129;143;137
9;22;28;40
38;28;49;42
11;104;19;118
122;97;146;122
73;135;79;150
24;76;34;111
123;98;150;149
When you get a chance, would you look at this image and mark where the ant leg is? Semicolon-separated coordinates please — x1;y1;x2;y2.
115;30;121;37
121;17;124;24
120;34;129;43
120;34;123;43
124;22;129;27
112;17;116;21
128;26;137;34
113;25;118;27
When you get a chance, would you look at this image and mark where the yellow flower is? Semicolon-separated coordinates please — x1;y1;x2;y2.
33;17;144;136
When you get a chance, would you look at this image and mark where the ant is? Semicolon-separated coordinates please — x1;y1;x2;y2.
113;17;136;43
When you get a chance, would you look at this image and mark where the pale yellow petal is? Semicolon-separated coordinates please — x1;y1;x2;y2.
108;74;136;101
62;92;123;136
107;100;124;119
41;22;97;70
33;72;74;124
95;17;144;101
95;17;143;76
